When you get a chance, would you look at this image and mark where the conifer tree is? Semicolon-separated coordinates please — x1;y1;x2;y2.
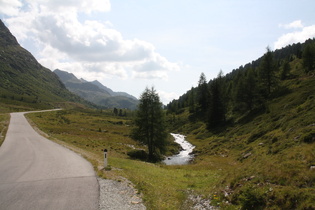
207;72;226;129
235;68;257;111
188;87;196;114
302;43;315;73
280;60;291;80
132;87;167;162
197;73;210;119
258;47;278;97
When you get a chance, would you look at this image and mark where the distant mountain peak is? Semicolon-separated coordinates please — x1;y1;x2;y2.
53;69;138;109
54;69;79;82
80;78;88;83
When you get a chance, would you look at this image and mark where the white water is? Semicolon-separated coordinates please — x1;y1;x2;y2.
163;133;195;165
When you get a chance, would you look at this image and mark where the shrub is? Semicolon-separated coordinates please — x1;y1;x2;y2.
127;150;148;161
301;132;315;143
237;185;266;210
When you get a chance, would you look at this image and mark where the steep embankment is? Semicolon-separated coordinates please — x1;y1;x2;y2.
0;20;89;111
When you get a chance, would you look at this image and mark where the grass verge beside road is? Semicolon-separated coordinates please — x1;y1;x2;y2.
0;113;10;146
26;109;220;209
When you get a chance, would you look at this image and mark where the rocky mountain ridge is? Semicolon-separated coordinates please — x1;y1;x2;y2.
54;69;138;109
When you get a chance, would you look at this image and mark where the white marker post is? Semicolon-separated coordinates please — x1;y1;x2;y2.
104;149;108;168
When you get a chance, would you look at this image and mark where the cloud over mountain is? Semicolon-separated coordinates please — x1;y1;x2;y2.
275;20;315;49
1;0;179;81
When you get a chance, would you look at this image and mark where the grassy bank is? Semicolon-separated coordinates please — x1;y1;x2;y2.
26;109;221;209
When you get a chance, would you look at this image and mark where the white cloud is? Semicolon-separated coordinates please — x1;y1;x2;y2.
274;23;315;49
279;20;304;29
157;90;179;105
1;0;179;81
28;0;110;14
0;0;22;16
132;70;169;80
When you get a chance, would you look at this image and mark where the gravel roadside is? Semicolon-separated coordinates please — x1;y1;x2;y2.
98;177;146;210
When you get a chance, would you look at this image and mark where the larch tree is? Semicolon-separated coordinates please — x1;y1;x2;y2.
132;87;168;162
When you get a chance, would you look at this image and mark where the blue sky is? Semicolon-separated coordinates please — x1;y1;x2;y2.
1;0;315;104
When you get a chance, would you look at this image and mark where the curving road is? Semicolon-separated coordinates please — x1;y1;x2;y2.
0;111;99;210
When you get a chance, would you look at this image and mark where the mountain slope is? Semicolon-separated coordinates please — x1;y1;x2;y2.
91;80;138;100
54;69;138;109
166;40;315;209
0;19;89;110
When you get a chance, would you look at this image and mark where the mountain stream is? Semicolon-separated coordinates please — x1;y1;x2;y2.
163;133;195;165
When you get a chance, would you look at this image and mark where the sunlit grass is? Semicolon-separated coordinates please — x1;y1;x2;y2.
0;113;10;146
105;157;219;209
25;71;315;209
26;109;220;209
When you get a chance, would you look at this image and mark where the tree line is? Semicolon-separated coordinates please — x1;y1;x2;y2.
130;38;315;162
166;38;315;130
113;107;127;117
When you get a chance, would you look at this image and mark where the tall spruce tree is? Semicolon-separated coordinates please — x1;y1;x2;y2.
235;68;257;111
132;87;167;162
259;47;278;97
302;43;315;73
197;73;210;119
207;72;226;129
188;87;196;114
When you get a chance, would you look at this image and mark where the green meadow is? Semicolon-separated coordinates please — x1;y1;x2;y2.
25;74;315;210
25;109;221;209
1;42;314;209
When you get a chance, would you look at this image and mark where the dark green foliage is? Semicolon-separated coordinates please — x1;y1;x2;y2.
258;47;278;97
132;87;168;162
237;185;266;210
167;39;315;131
280;60;291;80
188;87;196;114
197;72;210;119
234;68;258;112
302;41;315;73
113;108;118;116
301;132;315;143
127;150;148;161
207;75;226;129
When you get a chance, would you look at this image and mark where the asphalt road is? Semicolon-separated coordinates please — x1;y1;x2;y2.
0;111;99;210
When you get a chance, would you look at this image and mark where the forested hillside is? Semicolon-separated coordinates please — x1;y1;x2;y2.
167;39;315;128
166;39;315;209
